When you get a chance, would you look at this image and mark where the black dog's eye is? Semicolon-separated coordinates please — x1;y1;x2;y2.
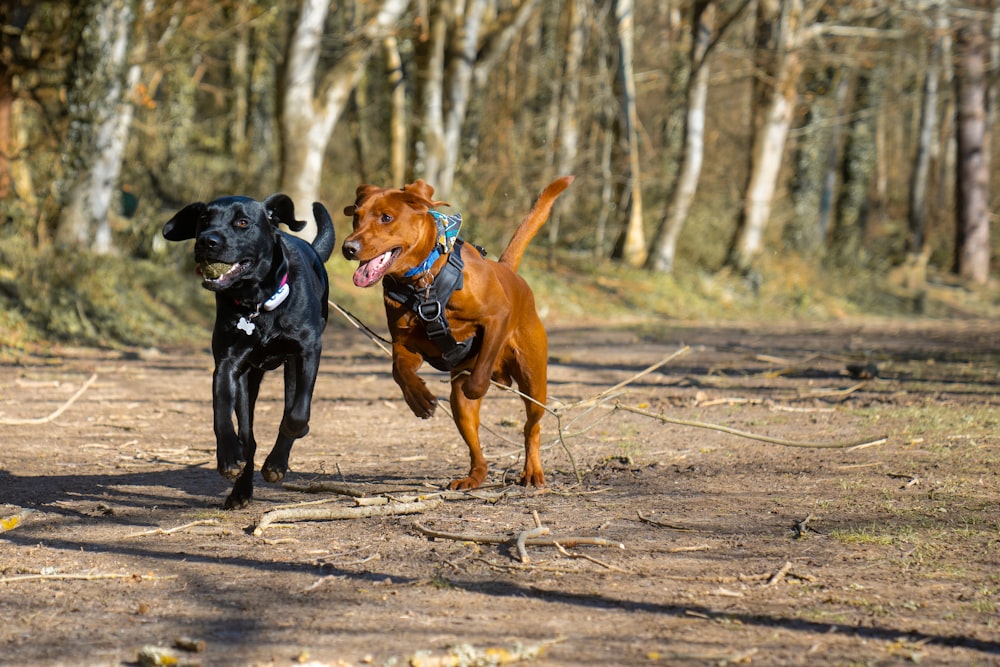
380;213;393;224
234;218;250;229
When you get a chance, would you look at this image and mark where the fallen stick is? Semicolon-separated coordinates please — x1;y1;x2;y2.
616;402;888;449
765;560;794;587
124;519;222;538
553;541;629;572
254;498;442;536
413;522;624;550
0;373;98;425
282;481;367;497
0;572;173;585
636;511;697;531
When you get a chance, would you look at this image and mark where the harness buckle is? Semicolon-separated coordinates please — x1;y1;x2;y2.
417;300;442;322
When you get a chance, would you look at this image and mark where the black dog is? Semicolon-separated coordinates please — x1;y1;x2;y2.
163;194;335;508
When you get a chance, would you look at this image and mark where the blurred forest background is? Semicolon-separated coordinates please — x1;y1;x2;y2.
0;0;997;350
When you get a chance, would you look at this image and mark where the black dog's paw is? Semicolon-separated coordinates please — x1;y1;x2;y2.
223;490;252;510
260;459;288;484
217;459;247;481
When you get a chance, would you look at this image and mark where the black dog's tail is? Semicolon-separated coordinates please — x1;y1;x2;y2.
311;202;336;262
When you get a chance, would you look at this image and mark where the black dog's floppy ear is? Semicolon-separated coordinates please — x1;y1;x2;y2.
264;193;306;232
162;202;205;241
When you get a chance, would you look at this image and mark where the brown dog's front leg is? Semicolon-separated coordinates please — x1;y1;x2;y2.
393;345;437;419
448;378;488;490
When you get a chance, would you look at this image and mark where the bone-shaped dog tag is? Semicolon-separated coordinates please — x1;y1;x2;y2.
236;317;256;335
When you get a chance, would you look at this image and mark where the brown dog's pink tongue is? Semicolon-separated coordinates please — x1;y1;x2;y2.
353;250;394;288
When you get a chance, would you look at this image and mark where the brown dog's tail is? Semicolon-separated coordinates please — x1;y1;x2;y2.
499;175;575;272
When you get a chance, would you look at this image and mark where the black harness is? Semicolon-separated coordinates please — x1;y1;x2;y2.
384;239;486;372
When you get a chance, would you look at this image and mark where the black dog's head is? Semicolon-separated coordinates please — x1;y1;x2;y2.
163;194;304;292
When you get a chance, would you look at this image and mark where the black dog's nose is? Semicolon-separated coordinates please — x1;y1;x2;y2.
342;239;360;260
197;233;223;252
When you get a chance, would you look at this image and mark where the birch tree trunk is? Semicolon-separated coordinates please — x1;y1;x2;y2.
646;1;715;274
54;0;140;253
278;0;409;238
906;2;944;262
612;0;647;267
546;0;586;264
384;35;406;185
954;18;990;285
727;0;802;272
415;0;538;198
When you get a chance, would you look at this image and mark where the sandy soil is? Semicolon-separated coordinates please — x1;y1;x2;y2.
1;319;998;666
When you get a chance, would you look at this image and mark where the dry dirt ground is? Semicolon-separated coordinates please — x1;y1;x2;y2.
1;319;998;667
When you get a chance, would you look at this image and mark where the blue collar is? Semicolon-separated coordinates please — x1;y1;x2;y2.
403;210;463;278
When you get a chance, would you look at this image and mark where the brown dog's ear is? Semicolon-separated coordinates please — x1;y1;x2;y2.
343;204;357;217
264;193;306;232
162;202;205;241
401;180;450;209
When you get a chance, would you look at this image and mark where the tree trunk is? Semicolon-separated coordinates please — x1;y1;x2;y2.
54;0;140;253
646;1;715;274
414;0;538;197
954;19;990;285
906;2;944;260
829;68;881;266
547;0;586;265
278;0;408;238
612;0;647;267
727;0;802;273
384;35;406;185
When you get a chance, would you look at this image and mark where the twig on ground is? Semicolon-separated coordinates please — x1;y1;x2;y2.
0;572;173;585
124;519;222;538
552;541;630;572
517;526;550;563
413;522;624;552
636;511;697;531
254;498;442;536
0;373;98;425
282;481;367;497
561;347;690;410
616;402;888;449
405;639;559;667
764;560;794;587
800;382;867;401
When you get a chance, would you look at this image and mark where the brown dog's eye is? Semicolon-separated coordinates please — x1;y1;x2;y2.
380;213;393;224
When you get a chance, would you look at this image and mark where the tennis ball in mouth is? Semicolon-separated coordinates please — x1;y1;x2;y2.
200;262;234;280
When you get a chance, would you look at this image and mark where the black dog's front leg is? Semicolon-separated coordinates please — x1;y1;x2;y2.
213;358;249;482
261;350;319;483
225;367;263;509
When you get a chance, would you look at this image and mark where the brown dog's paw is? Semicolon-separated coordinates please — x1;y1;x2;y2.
517;469;547;488
403;387;438;419
447;476;483;491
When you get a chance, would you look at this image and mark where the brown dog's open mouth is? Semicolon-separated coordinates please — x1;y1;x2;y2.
197;259;253;290
353;248;399;288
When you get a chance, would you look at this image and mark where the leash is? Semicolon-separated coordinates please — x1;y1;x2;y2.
327;299;393;355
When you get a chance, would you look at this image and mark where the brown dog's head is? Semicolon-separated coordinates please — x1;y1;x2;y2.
341;180;450;288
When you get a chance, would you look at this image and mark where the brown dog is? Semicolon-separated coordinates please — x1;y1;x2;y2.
342;176;574;489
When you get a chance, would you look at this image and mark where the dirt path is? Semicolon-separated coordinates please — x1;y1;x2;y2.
1;319;998;666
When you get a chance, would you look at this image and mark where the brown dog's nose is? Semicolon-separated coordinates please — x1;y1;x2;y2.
342;239;360;260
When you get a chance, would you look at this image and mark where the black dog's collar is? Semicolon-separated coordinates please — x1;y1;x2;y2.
233;272;290;335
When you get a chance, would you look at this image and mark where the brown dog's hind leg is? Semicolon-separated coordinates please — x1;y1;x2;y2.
512;331;548;487
448;379;488;490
